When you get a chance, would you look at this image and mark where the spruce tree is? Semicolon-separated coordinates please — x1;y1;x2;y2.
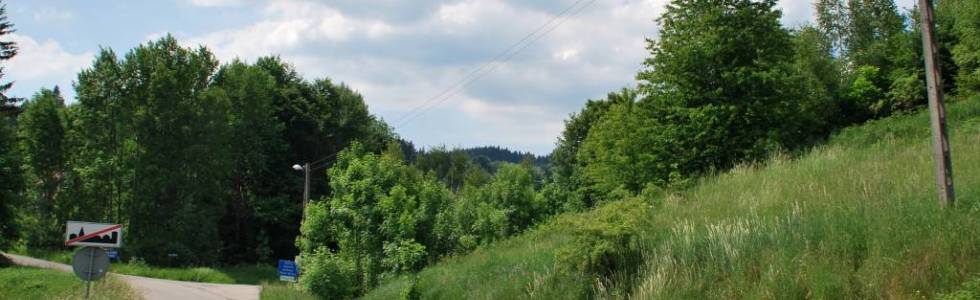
0;1;18;116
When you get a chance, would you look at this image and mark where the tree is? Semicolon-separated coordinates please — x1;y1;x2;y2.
252;56;394;262
299;142;451;297
816;0;926;121
0;1;18;116
939;0;980;94
0;113;21;249
0;0;18;248
549;89;629;210
121;36;231;265
18;88;68;248
611;0;800;192
72;48;128;224
210;60;288;263
789;26;843;136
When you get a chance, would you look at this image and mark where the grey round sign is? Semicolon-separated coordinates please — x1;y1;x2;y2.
72;247;110;281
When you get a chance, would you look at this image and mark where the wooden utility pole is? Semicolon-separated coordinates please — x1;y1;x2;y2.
918;0;955;208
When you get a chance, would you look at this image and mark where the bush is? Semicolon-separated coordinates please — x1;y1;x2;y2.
301;250;357;299
400;277;421;300
555;199;651;278
382;240;426;273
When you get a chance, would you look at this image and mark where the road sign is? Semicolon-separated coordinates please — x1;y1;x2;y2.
107;249;119;260
72;247;109;281
278;259;298;282
65;221;123;248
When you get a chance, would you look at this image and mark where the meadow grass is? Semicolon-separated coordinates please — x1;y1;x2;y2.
260;282;319;300
6;247;280;285
363;97;980;299
0;265;141;300
109;263;277;284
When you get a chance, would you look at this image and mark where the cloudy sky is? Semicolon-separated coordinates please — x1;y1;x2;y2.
5;0;915;155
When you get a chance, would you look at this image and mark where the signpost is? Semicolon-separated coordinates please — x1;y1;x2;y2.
65;221;123;300
278;259;298;282
106;249;120;261
65;221;123;248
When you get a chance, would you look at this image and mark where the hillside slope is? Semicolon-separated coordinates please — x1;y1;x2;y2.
364;98;980;299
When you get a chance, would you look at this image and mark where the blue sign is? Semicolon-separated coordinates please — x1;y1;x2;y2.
107;249;120;260
278;259;298;282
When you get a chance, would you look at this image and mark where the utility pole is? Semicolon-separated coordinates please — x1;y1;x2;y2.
302;162;310;209
918;0;955;208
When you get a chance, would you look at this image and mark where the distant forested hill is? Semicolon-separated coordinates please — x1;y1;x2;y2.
398;140;548;167
462;146;548;166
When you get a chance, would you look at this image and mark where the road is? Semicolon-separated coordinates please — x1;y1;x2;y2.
2;253;261;300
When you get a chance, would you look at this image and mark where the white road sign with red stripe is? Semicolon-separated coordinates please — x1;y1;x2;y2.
65;221;123;248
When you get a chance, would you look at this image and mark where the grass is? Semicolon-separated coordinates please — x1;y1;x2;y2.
110;263;276;285
6;246;280;285
363;97;980;299
3;248;316;300
261;283;318;300
0;265;141;300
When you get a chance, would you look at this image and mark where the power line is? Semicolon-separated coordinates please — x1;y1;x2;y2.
300;0;596;168
393;0;597;128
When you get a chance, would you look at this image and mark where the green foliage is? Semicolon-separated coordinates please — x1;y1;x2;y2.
0;119;21;249
16;88;68;249
300;250;357;299
364;98;980;300
10;36;391;266
614;0;802;195
211;59;288;263
816;0;928;122
0;1;18;115
400;278;421;300
119;36;230;265
298;142;452;297
940;0;980;94
846;65;886;116
789;25;841;136
555;199;650;281
70;48;127;224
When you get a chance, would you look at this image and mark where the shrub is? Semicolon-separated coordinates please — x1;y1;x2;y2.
555;199;651;278
301;250;357;299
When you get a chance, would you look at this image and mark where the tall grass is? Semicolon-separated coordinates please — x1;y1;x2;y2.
625;98;980;299
0;266;141;300
363;98;980;299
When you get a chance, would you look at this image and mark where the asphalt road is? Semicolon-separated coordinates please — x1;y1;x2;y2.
2;253;261;300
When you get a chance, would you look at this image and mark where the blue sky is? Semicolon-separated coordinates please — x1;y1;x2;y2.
5;0;915;155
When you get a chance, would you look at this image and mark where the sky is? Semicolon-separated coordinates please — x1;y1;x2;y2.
5;0;916;155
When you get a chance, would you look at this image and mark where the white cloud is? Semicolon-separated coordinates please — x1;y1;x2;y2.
5;34;93;100
32;6;75;23
185;0;392;61
183;0;244;7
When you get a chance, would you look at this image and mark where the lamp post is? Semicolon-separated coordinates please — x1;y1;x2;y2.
292;162;311;272
292;163;311;208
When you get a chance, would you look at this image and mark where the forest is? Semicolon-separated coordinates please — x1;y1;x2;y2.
0;0;979;298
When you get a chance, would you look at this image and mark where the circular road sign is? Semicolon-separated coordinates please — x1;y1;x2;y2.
72;247;110;281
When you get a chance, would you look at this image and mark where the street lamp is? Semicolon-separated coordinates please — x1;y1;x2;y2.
293;163;311;209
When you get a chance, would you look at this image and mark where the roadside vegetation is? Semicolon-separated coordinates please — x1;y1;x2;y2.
363;95;980;299
0;255;140;300
1;0;979;298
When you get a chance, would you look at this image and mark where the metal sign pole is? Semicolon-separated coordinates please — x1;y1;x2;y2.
85;247;94;299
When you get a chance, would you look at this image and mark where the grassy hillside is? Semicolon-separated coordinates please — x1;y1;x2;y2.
363;97;980;299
